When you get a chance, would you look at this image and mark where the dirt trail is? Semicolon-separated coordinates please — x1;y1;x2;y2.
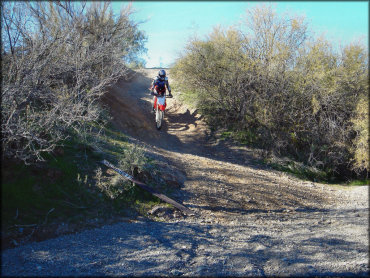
106;69;369;271
102;69;369;274
105;69;368;222
2;69;368;276
103;68;209;152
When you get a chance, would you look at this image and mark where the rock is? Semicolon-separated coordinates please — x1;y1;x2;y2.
148;205;176;218
166;179;182;189
106;169;116;176
171;269;183;276
136;216;148;222
196;266;207;274
136;170;152;183
162;173;182;189
173;210;183;218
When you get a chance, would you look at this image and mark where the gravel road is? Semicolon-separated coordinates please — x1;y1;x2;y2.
2;190;368;276
2;69;368;276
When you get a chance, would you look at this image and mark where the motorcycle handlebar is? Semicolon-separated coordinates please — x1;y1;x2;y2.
150;91;173;98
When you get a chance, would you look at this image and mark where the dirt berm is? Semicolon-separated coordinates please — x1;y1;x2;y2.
1;69;368;276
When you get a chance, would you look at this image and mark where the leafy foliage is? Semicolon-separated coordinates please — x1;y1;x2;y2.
172;4;369;179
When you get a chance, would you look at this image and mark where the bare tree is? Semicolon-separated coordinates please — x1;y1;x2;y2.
1;1;146;163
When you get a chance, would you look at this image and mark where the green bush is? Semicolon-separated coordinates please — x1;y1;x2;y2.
172;4;369;180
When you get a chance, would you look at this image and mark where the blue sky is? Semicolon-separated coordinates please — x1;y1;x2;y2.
111;1;369;68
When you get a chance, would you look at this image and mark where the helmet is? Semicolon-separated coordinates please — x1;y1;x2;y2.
158;69;166;80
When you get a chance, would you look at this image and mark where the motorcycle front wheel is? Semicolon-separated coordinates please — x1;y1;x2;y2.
156;109;163;130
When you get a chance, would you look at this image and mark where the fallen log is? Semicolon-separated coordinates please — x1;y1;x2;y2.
101;160;194;215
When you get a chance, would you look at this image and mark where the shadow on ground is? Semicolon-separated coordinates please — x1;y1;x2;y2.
2;220;368;276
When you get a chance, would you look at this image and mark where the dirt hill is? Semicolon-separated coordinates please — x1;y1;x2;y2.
2;68;368;276
103;69;368;220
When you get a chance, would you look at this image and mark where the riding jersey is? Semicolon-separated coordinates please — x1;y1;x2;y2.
151;76;171;96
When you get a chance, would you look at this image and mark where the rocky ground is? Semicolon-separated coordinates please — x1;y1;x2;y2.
2;69;368;276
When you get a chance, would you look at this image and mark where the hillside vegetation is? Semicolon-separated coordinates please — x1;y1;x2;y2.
172;4;369;181
1;1;157;248
2;1;146;163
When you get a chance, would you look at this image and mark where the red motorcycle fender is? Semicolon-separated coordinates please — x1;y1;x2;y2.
154;97;166;111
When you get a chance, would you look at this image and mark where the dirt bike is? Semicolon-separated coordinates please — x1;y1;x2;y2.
150;90;172;130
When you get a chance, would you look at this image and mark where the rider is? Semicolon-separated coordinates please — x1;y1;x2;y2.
150;69;172;110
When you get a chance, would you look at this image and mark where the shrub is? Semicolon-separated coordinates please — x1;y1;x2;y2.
351;94;369;174
172;4;369;179
1;1;146;163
